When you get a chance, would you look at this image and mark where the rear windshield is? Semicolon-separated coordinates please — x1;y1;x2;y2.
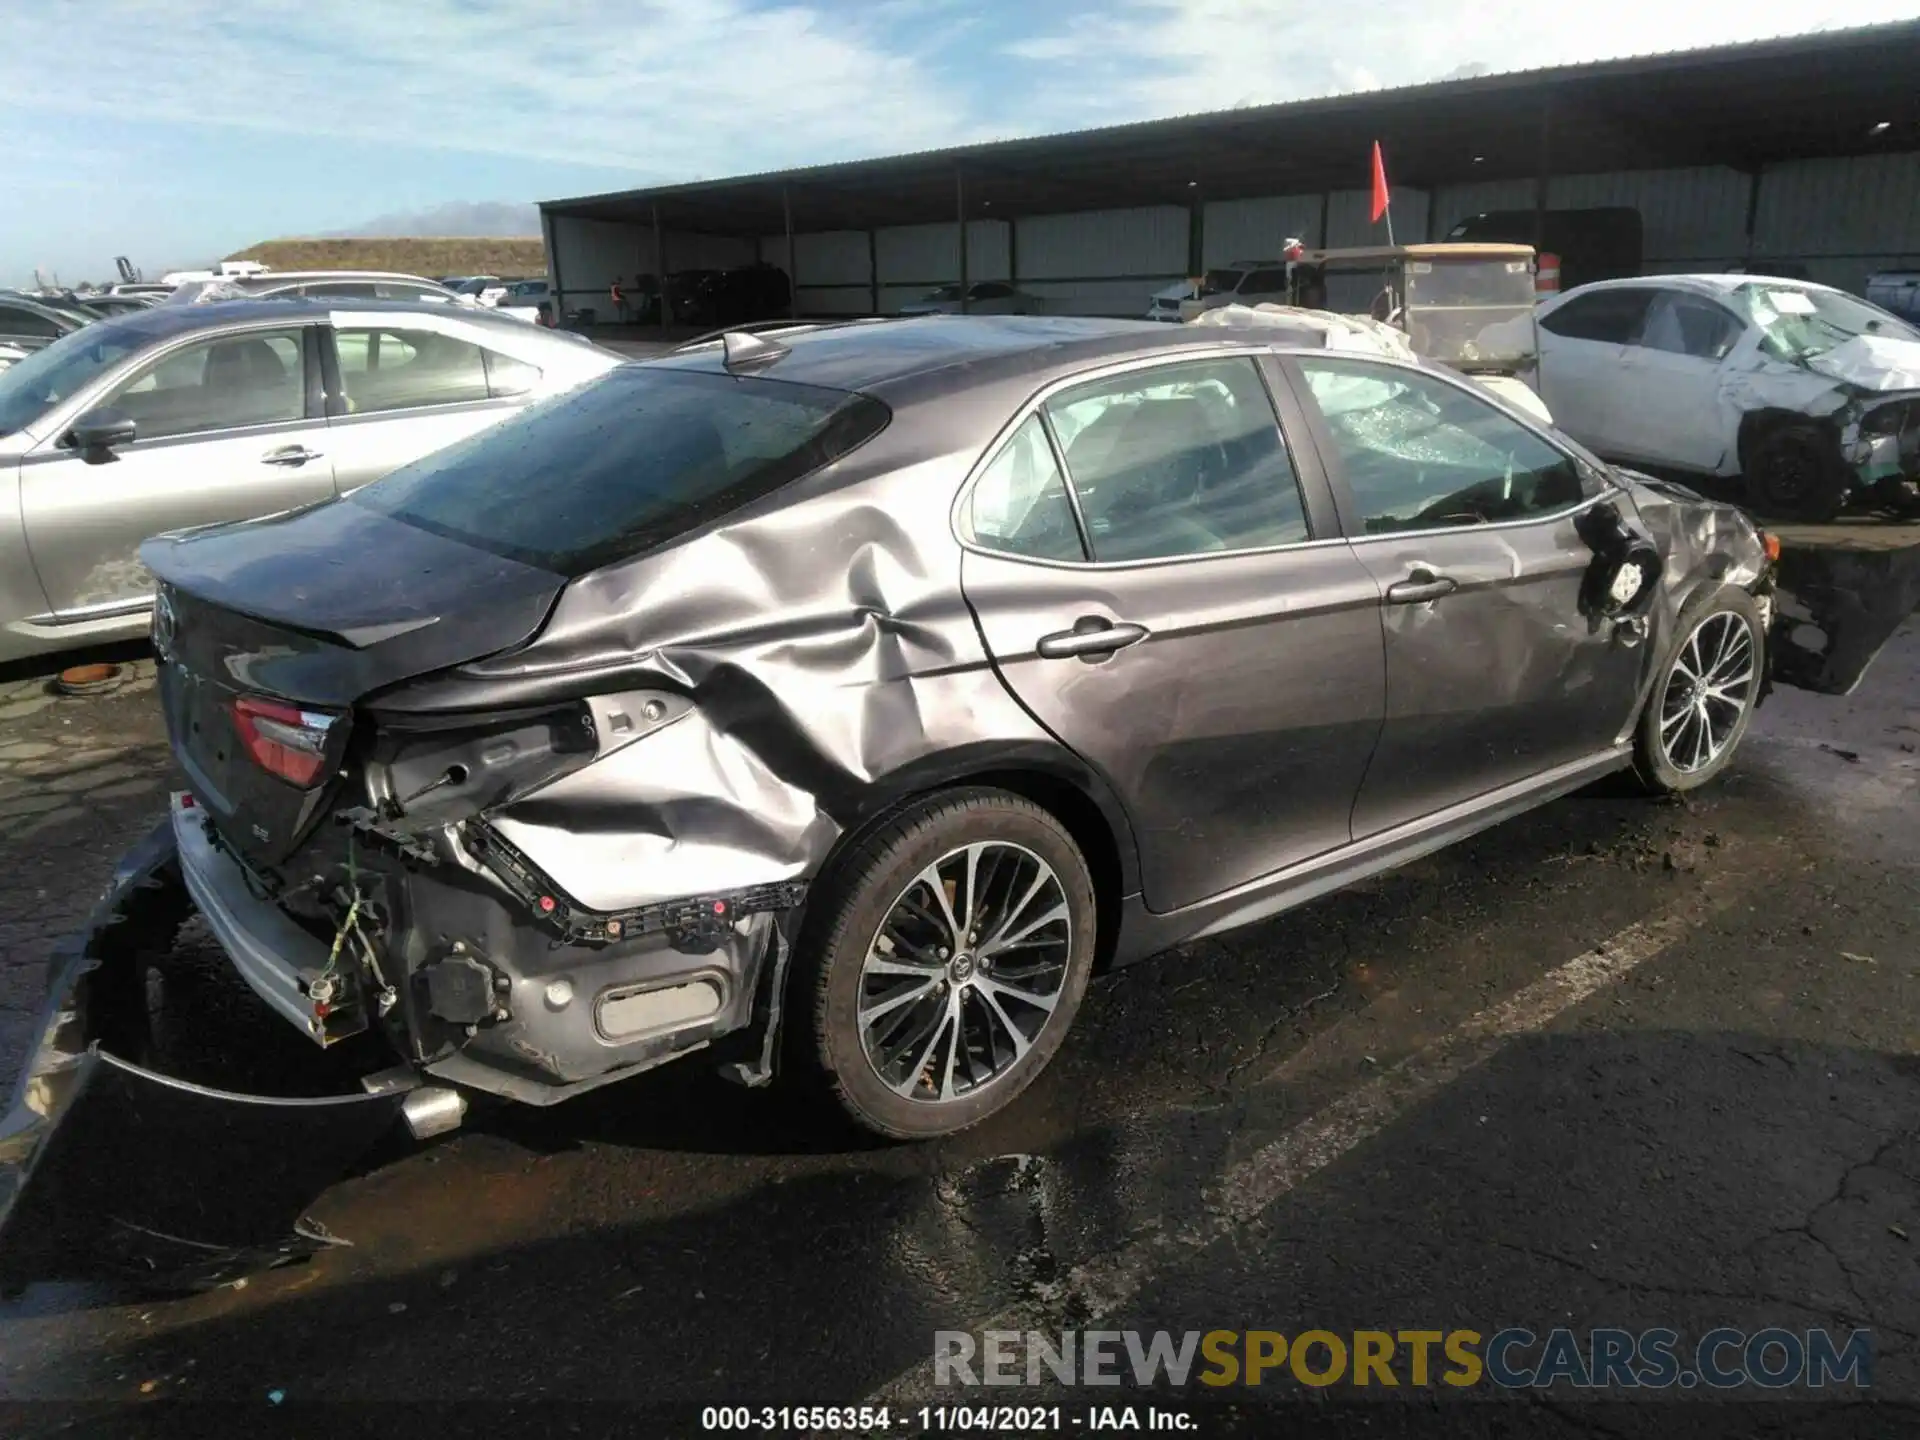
351;366;890;576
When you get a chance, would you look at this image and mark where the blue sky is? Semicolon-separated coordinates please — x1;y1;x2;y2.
3;0;1912;287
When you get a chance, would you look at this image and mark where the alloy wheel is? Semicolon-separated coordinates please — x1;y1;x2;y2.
1658;611;1759;774
857;841;1071;1104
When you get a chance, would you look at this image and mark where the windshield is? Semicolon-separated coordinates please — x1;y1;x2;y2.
1734;283;1918;361
1199;269;1245;296
352;367;890;576
1404;259;1539;370
0;323;148;437
924;285;962;301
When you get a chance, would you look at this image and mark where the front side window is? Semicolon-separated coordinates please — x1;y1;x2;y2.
1045;357;1309;562
965;414;1084;562
353;367;889;576
1539;288;1656;344
374;281;451;303
1638;294;1744;361
0;323;149;436
1240;269;1290;294
106;329;306;440
1299;358;1595;534
334;328;491;412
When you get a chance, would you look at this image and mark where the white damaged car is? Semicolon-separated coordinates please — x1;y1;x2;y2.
1536;275;1920;521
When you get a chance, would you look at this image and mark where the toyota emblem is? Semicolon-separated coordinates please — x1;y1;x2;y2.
152;591;178;659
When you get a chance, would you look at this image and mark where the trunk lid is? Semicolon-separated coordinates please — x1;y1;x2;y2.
142;499;565;866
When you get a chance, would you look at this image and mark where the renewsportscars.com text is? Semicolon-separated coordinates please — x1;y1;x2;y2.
934;1327;1872;1390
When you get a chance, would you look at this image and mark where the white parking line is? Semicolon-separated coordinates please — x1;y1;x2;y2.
861;863;1757;1412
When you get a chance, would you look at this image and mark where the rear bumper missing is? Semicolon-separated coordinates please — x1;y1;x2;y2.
0;823;414;1293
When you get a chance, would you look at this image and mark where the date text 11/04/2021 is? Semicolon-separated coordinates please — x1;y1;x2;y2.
700;1407;1191;1432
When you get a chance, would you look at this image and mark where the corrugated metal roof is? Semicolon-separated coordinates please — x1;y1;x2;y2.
544;19;1920;233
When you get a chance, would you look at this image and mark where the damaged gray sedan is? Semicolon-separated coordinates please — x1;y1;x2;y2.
2;316;1810;1287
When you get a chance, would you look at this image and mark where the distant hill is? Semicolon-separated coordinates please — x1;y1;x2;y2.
223;236;547;278
330;202;543;239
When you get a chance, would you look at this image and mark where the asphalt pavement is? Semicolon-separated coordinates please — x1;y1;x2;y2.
0;618;1914;1436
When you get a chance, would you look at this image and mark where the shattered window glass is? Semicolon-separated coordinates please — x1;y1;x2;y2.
1736;283;1918;362
1300;358;1593;534
965;414;1085;562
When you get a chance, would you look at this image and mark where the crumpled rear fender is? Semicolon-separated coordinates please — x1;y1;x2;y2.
0;822;410;1294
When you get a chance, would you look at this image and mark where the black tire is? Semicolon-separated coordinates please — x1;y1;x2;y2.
1632;585;1765;795
796;788;1096;1140
1746;424;1849;523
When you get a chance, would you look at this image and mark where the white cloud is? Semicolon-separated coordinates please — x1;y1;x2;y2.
0;0;1912;186
0;0;979;176
1000;0;1919;121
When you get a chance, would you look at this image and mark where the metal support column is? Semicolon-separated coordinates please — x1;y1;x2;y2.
1317;191;1331;248
1187;202;1204;279
867;229;880;316
784;185;798;319
956;169;969;314
1532;98;1553;247
652;203;671;330
1743;166;1765;265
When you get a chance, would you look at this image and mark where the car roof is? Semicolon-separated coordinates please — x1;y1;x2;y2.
648;314;1296;395
1557;273;1839;302
70;296;563;342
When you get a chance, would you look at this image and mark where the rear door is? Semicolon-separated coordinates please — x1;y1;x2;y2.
19;324;334;619
1535;286;1657;452
960;351;1386;914
1604;290;1747;472
320;317;537;492
1285;355;1649;838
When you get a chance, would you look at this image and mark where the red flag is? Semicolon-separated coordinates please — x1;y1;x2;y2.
1370;141;1390;223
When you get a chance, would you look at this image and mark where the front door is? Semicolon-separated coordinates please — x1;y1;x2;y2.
1604;291;1746;472
19;325;335;619
1287;355;1650;839
960;354;1386;914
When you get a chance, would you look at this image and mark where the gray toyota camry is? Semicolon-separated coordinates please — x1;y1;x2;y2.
1;315;1811;1286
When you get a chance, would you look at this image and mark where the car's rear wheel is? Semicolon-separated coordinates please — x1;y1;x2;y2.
1746;424;1849;522
797;789;1096;1139
1632;587;1765;794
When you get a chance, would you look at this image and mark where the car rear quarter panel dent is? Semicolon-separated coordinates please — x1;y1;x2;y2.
461;444;1123;912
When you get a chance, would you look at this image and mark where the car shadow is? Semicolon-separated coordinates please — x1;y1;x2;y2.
10;1028;1915;1430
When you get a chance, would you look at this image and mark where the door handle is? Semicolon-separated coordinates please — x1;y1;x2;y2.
1385;570;1458;605
1036;618;1149;660
262;445;323;467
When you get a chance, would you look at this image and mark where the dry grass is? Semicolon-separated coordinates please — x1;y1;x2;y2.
223;236;547;279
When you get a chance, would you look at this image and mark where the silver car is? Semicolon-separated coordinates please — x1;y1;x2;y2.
0;298;622;664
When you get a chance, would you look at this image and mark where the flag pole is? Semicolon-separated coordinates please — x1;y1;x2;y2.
1385;203;1395;248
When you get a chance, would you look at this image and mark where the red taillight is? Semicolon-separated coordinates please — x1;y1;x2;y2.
231;695;335;787
1761;530;1782;563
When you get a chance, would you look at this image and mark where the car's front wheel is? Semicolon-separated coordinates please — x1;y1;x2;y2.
1632;586;1765;794
1746;424;1849;522
798;789;1096;1139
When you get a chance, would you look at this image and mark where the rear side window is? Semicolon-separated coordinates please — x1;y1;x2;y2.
1045;357;1308;561
0;305;63;339
334;327;491;411
1540;288;1654;344
353;367;889;575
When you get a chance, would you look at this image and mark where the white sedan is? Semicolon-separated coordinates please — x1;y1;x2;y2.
1536;274;1920;520
898;282;1040;316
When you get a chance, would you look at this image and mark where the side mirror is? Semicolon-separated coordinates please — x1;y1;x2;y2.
67;407;137;464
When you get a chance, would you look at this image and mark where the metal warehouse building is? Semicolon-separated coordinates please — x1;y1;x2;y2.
538;20;1920;323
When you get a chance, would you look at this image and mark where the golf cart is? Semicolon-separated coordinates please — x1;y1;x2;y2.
1188;242;1550;423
